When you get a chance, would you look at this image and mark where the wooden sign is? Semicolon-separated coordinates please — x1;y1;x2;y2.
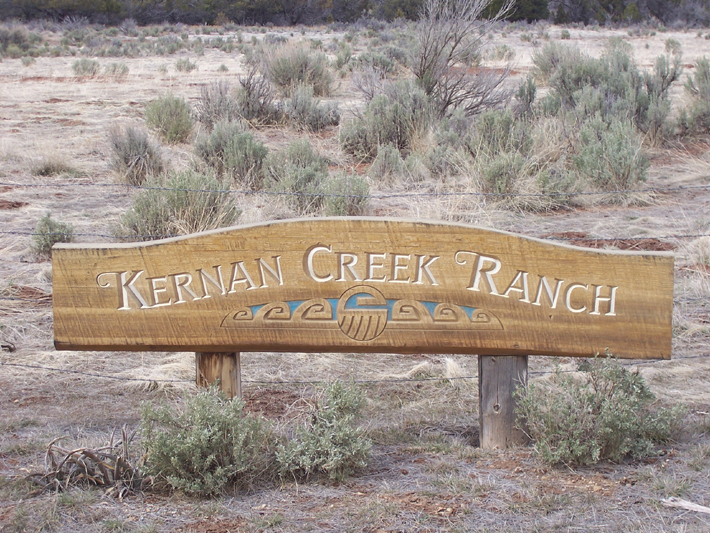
52;218;673;359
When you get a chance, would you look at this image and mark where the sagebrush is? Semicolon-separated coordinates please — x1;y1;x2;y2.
108;125;163;185
516;356;685;466
194;120;268;188
141;389;273;496
263;139;329;215
32;213;73;258
145;94;194;144
276;382;371;482
117;169;240;241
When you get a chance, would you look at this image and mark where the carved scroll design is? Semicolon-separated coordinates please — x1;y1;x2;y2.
220;286;504;338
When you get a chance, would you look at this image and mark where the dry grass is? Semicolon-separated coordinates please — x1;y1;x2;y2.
1;21;710;533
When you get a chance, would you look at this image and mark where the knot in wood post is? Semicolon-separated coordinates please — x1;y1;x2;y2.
478;355;529;450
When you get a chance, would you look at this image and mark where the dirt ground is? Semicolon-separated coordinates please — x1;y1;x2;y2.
1;20;710;532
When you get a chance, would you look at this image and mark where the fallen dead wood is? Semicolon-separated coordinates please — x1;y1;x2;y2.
661;497;710;514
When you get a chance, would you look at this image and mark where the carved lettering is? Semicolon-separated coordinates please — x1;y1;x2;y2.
591;285;618;316
390;254;411;283
337;253;362;282
304;244;333;283
366;253;387;282
532;276;564;309
257;256;283;288
565;283;588;313
148;276;172;307
468;253;502;295
97;271;150;310
197;265;226;298
502;270;531;302
228;261;257;292
413;255;440;285
171;272;200;304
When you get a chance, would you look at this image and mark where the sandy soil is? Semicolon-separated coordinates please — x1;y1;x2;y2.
1;21;710;533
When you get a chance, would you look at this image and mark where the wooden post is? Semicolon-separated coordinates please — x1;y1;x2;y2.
478;355;528;450
195;352;242;399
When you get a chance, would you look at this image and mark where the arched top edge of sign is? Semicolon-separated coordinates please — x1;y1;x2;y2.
52;216;675;258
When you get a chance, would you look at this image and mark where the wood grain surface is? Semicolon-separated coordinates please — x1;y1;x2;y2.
52;218;674;359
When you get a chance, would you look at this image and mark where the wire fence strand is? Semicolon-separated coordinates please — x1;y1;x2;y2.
2;355;709;386
2;180;710;199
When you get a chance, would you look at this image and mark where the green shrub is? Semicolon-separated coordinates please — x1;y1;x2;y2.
109;126;163;185
196;81;240;130
322;173;369;216
369;143;405;183
573;117;648;191
21;56;34;67
478;151;527;195
104;62;129;79
72;58;100;76
560;29;571;40
194;120;268;188
340;80;435;161
516;356;685;466
141;388;273;496
334;44;352;69
532;41;681;142
467;109;532;158
145;94;194;144
354;51;395;75
285;85;340;132
0;27;30;55
118;169;240;241
32;213;73;258
4;44;23;58
276;382;371;481
263;46;333;96
174;57;197;72
264;140;329;215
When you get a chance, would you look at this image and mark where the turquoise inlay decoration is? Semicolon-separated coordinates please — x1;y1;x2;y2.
250;304;265;315
288;300;305;313
420;301;439;316
249;299;476;321
460;306;476;320
343;293;390;311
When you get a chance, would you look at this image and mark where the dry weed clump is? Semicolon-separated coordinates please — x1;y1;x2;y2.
276;381;371;482
680;56;710;135
235;67;284;125
196;80;240;130
108;125;163;185
29;154;79;177
322;172;370;216
141;389;273;496
141;383;371;495
103;62;128;79
340;80;435;161
31;428;145;499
